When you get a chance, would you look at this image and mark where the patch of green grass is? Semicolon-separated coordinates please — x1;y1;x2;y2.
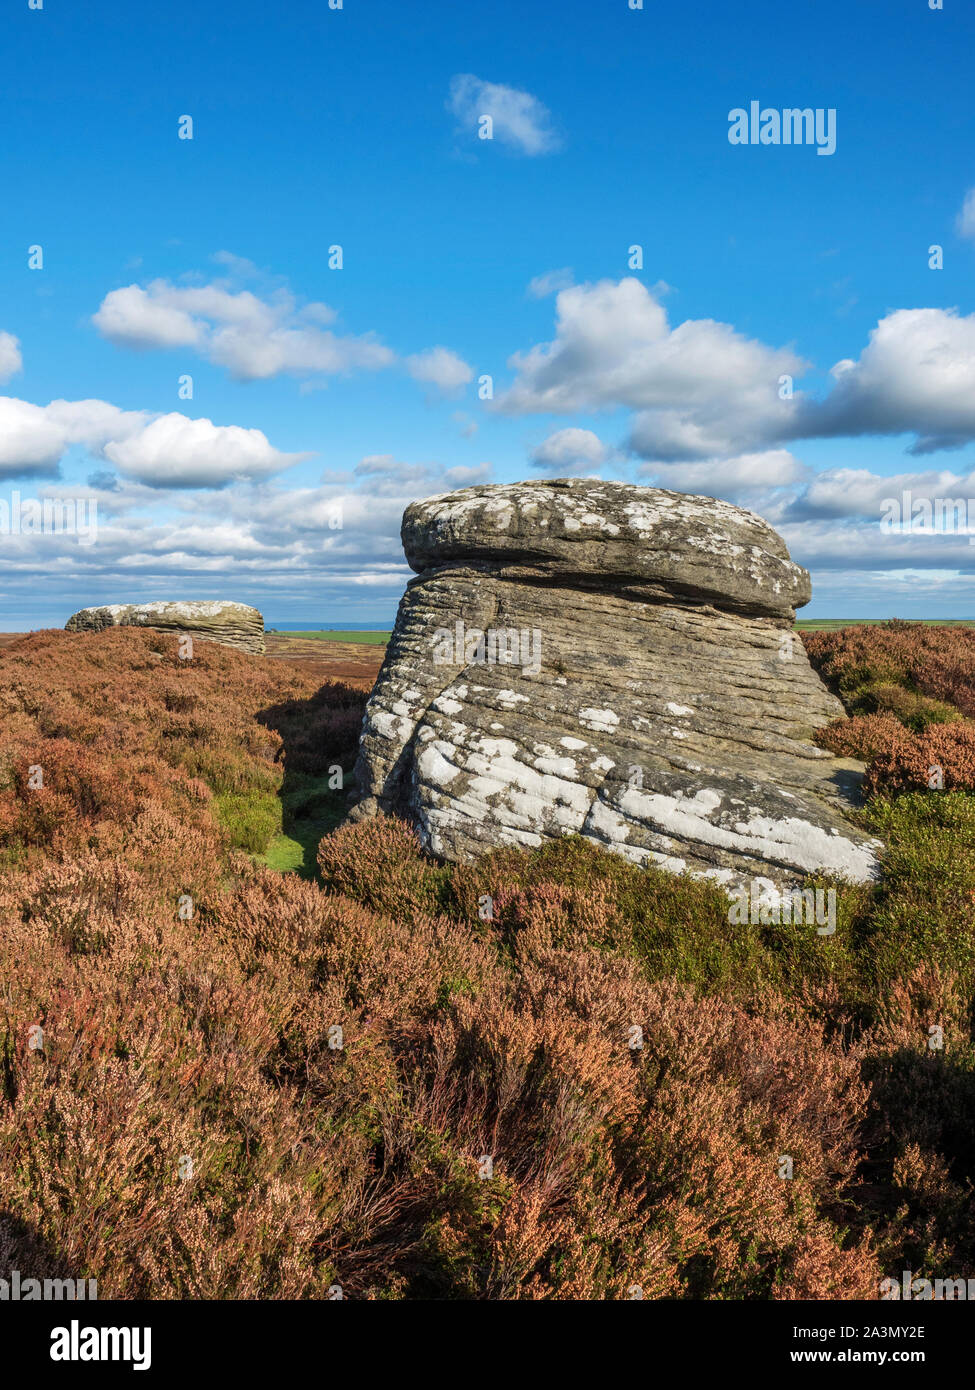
260;770;350;879
269;630;390;644
261;832;310;873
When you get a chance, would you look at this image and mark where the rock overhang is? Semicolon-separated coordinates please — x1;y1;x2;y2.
402;478;811;619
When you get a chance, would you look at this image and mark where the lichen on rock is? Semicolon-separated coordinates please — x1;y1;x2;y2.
351;478;881;896
65;600;265;654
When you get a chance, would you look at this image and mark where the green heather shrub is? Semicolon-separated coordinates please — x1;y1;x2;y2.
850;681;961;733
215;788;282;853
856;793;975;997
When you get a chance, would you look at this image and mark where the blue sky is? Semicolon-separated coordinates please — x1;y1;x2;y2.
1;0;974;627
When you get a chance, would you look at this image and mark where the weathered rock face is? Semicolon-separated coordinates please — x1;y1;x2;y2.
351;479;881;896
65;600;265;655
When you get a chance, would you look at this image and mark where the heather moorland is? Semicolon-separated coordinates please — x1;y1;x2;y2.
1;621;973;1299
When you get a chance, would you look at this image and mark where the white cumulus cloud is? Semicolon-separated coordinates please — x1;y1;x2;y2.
500;277;802;461
94;264;469;396
0;397;151;479
641;450;808;495
92;285;204;349
94;276;394;382
794;307;975;454
405;346;474;395
0;332;23;383
501;280;975;462
784;464;975;521
103;413;309;488
448;74;561;156
0;393;302;488
530;427;610;476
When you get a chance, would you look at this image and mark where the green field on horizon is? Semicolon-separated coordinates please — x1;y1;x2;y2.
267;629;391;644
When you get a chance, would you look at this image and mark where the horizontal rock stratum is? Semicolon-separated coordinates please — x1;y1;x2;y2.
65;600;265;654
351;479;881;896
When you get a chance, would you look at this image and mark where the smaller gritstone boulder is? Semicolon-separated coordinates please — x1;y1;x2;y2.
65;600;265;654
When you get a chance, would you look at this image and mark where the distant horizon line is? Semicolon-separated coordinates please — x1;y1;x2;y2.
3;616;975;636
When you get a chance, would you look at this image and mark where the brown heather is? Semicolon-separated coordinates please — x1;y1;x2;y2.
804;621;975;792
0;626;973;1298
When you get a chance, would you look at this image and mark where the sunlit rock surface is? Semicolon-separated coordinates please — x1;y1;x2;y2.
66;600;265;654
351;478;881;895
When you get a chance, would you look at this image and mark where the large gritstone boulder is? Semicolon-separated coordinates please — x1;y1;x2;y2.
65;600;265;654
350;479;881;896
